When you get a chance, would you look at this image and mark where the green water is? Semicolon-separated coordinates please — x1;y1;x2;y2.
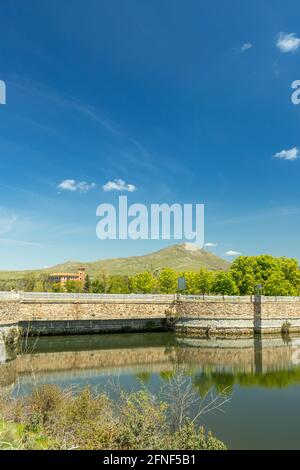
2;332;300;450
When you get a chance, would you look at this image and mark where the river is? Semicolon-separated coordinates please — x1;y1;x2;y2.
1;332;300;450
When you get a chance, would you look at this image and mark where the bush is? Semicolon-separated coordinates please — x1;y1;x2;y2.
0;384;227;450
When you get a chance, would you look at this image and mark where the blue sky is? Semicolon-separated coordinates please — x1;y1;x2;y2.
1;0;300;269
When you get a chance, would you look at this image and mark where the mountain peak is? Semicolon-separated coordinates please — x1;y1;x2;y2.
45;243;229;276
179;242;201;252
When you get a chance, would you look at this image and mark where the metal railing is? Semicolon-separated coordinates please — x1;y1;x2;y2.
260;296;300;302
0;291;20;300
182;295;253;302
14;292;176;302
0;291;300;302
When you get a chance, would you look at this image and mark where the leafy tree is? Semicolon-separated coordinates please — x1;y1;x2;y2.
90;279;104;293
109;275;131;294
212;272;238;295
22;273;36;292
65;280;83;293
230;257;257;295
99;273;110;294
38;274;51;292
131;271;157;293
198;269;213;295
278;257;300;289
84;274;91;293
51;282;63;293
230;255;300;296
181;271;200;294
158;268;178;293
33;281;45;292
264;272;297;296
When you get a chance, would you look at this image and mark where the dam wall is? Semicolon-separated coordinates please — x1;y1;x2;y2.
1;293;300;336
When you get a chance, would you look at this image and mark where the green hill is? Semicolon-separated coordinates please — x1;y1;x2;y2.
0;243;230;282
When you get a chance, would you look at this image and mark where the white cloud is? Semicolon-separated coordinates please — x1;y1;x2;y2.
58;179;96;192
273;147;299;161
277;33;300;53
204;242;218;247
225;250;241;256
103;179;137;192
76;181;97;192
241;42;253;53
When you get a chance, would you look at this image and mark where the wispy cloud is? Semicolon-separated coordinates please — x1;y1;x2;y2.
276;33;300;53
241;42;253;53
273;147;299;161
225;250;241;256
14;78;154;169
58;179;96;192
0;238;53;248
0;209;17;235
103;179;137;192
204;242;218;247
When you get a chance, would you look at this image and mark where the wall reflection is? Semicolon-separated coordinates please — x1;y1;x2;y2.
1;332;300;392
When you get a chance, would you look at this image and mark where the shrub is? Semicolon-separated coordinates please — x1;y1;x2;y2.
0;384;227;450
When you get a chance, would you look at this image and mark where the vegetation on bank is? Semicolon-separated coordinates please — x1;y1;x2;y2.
0;383;227;450
1;254;299;296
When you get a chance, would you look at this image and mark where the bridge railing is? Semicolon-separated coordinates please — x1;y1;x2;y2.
182;295;253;302
0;291;300;302
19;292;177;302
260;296;300;302
0;291;20;300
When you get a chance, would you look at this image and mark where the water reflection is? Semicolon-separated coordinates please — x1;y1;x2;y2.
1;332;300;393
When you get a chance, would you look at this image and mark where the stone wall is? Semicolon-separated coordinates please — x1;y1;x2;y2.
175;300;254;335
19;318;168;335
1;296;300;337
254;298;300;334
0;301;20;326
18;300;175;322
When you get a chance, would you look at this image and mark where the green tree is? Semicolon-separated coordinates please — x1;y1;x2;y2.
158;268;178;293
109;275;131;294
84;274;91;293
230;255;300;296
90;279;104;293
198;269;213;295
65;280;83;293
278;257;300;290
182;272;200;295
22;273;36;292
230;257;257;294
264;272;297;296
39;274;51;292
131;271;157;293
212;272;237;295
51;282;63;293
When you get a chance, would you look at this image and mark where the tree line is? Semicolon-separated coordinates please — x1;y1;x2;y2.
0;254;299;296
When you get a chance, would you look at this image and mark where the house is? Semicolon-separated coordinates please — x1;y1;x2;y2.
49;267;86;286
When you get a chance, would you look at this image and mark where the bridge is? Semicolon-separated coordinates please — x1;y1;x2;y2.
1;292;300;343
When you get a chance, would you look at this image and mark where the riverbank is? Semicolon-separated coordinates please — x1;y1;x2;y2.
1;331;300;449
0;381;226;450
